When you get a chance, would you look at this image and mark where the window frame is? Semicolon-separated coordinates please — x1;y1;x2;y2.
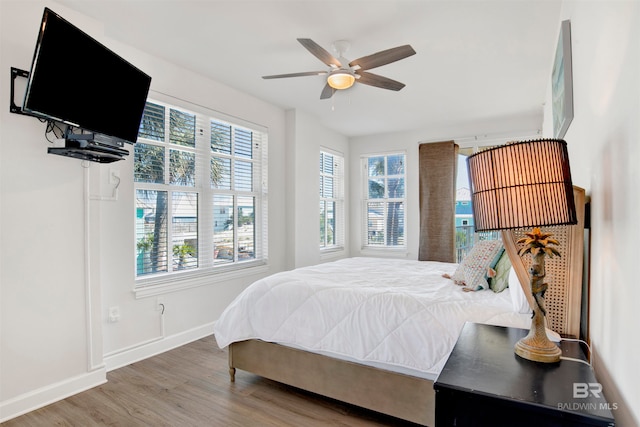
319;148;345;253
133;92;268;297
361;151;407;251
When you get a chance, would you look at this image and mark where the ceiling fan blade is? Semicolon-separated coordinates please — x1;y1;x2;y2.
297;38;342;68
356;71;406;91
320;83;336;99
262;71;327;79
349;45;416;71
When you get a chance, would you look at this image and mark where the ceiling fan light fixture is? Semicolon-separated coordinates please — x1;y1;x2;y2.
327;70;355;90
263;38;415;99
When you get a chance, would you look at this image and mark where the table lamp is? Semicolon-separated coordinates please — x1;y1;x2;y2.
467;138;577;363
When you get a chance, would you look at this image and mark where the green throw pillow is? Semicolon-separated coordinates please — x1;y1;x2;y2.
489;251;511;293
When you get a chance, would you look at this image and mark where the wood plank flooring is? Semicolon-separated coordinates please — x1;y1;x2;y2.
4;336;420;426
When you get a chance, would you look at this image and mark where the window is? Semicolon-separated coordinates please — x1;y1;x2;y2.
456;147;500;262
362;153;405;248
319;150;344;250
135;98;267;284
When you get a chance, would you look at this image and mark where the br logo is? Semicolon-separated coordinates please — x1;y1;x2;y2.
573;383;603;398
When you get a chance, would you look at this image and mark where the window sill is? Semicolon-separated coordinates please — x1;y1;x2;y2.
320;246;346;261
134;260;268;299
360;246;409;258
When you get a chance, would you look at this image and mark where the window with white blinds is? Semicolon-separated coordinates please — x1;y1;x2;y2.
362;153;405;248
319;150;344;250
134;98;268;283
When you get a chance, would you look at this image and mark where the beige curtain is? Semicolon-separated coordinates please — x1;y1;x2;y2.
418;141;459;262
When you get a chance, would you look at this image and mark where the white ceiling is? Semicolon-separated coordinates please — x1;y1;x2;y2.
58;0;562;138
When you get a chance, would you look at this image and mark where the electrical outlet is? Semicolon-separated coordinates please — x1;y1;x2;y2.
108;306;120;322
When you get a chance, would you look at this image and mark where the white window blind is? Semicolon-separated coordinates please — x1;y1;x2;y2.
134;97;268;284
319;150;344;250
362;153;405;248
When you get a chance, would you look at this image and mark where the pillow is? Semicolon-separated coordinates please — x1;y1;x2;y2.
488;251;511;293
509;267;532;313
449;240;504;291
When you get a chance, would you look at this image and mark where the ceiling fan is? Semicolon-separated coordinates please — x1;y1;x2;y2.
262;38;416;99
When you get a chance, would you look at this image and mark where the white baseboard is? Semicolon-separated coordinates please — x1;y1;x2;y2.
0;368;107;423
104;321;215;371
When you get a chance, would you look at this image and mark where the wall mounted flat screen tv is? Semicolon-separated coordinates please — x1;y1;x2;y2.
22;8;151;145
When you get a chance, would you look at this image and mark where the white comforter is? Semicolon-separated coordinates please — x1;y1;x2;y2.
214;257;522;379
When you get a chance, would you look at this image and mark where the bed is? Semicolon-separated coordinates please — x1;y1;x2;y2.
214;187;585;426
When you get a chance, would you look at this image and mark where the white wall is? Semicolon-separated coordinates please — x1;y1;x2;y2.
543;2;639;425
0;0;288;420
286;109;349;269
1;3;108;419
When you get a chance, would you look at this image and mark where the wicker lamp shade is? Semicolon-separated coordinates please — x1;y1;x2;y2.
467;139;577;231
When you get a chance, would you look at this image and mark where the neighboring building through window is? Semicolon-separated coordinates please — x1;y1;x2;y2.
319;150;344;250
134;99;267;283
362;153;406;248
455;188;474;227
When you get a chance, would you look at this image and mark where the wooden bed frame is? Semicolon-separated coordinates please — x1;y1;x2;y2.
227;186;586;426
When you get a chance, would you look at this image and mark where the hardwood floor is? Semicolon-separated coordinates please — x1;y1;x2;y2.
4;336;421;426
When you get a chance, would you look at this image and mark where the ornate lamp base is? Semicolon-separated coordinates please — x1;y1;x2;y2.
515;332;561;363
514;302;562;363
514;234;562;363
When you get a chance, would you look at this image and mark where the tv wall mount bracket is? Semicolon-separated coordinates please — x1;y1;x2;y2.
10;67;31;116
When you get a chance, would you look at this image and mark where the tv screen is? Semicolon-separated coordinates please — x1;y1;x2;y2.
23;8;151;145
